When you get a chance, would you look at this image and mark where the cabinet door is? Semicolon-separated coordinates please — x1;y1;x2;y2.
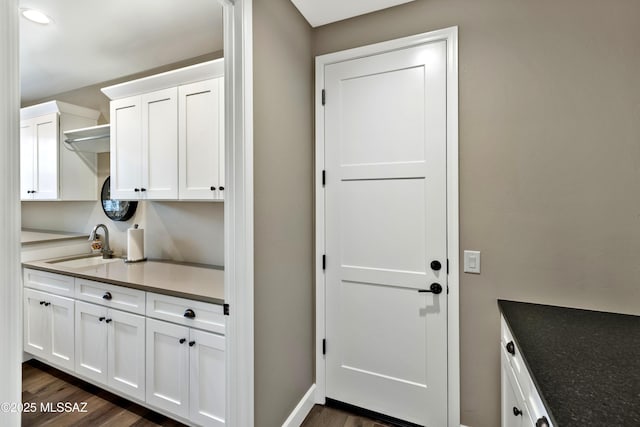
75;301;108;384
178;78;224;200
33;113;59;200
111;96;142;199
20;119;36;200
146;318;189;419
48;293;75;371
142;88;178;199
24;288;50;359
502;348;528;427
189;329;225;426
107;309;146;401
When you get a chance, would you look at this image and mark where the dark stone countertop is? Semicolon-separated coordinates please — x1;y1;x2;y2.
498;300;640;427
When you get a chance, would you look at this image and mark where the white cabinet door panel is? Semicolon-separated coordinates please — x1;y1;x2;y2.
48;293;75;371
142;88;178;199
111;96;142;199
24;288;49;359
20;120;35;199
75;301;108;384
108;309;145;401
189;329;225;426
146;318;189;419
34;114;59;200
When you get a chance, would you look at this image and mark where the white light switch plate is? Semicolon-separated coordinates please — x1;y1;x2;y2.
464;250;481;274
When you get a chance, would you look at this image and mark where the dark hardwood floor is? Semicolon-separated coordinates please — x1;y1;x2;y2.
22;360;185;427
23;359;393;427
301;404;394;427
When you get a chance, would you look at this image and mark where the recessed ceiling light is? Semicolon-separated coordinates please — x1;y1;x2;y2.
20;8;52;25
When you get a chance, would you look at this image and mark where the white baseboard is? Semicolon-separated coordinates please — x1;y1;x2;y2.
282;384;317;427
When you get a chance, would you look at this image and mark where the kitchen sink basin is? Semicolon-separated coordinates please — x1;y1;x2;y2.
49;255;121;269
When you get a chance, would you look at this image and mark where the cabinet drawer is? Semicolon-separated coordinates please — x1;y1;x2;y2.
24;268;75;297
146;292;225;335
75;279;145;315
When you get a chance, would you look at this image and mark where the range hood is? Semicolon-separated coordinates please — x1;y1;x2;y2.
63;124;110;153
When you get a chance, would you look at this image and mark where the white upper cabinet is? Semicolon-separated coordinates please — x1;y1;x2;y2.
20;101;100;201
103;59;224;201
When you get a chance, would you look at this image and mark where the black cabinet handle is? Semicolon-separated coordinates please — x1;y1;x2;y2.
430;260;442;271
102;292;112;301
99;317;106;322
219;186;224;191
105;318;112;324
418;283;443;294
44;302;50;307
140;188;147;192
210;186;216;191
536;416;549;427
134;188;140;192
513;407;522;416
39;301;46;305
184;309;196;319
189;341;196;347
179;338;186;344
506;341;515;355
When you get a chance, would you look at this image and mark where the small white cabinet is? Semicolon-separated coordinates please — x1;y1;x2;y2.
75;300;146;401
23;288;75;371
146;318;225;426
103;59;224;201
20;101;100;201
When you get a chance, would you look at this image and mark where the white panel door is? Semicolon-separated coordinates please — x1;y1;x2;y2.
23;288;49;358
178;78;224;200
146;318;190;419
189;329;225;426
48;293;75;371
111;96;142;200
142;87;178;200
75;301;108;384
33;113;59;200
107;309;146;401
20;119;35;200
324;41;448;426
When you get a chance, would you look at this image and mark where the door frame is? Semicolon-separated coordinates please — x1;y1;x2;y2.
314;26;460;426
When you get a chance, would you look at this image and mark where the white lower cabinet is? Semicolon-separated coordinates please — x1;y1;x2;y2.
75;301;146;401
24;288;75;371
146;318;225;426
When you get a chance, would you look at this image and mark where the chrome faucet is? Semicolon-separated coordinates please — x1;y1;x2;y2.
88;224;114;259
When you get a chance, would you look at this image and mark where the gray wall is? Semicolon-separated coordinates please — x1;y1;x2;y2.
253;0;315;425
314;1;640;426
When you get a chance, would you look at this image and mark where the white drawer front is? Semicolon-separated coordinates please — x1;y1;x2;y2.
23;268;75;297
75;279;146;315
146;292;225;335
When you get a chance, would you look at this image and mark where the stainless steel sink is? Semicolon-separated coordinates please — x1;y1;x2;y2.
49;255;121;269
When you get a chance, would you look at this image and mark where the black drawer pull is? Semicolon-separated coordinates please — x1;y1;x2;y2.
189;341;196;347
210;186;216;191
506;341;515;355
513;407;522;416
102;292;112;301
99;317;106;322
140;188;147;192
134;188;140;192
219;186;224;191
536;416;549;427
179;338;186;344
184;309;196;319
39;301;46;305
105;318;112;324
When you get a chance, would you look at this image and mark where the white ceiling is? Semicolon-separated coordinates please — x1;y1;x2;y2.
290;0;415;27
20;0;223;103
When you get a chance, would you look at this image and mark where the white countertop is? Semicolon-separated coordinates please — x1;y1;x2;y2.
23;256;224;305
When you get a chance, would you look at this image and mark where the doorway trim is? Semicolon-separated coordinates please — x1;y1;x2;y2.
314;26;459;426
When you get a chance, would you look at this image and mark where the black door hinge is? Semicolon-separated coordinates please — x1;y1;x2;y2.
322;89;326;106
223;304;230;316
447;259;449;274
322;255;326;270
322;339;326;355
322;170;326;186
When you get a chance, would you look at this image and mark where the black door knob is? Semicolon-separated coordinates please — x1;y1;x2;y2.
536;416;549;427
99;317;106;322
103;292;112;301
210;186;216;191
105;318;112;324
141;188;147;192
39;301;46;305
430;260;442;271
513;407;522;416
134;188;140;192
189;341;196;347
506;341;515;355
184;309;196;319
179;338;186;344
219;186;224;191
418;283;443;294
